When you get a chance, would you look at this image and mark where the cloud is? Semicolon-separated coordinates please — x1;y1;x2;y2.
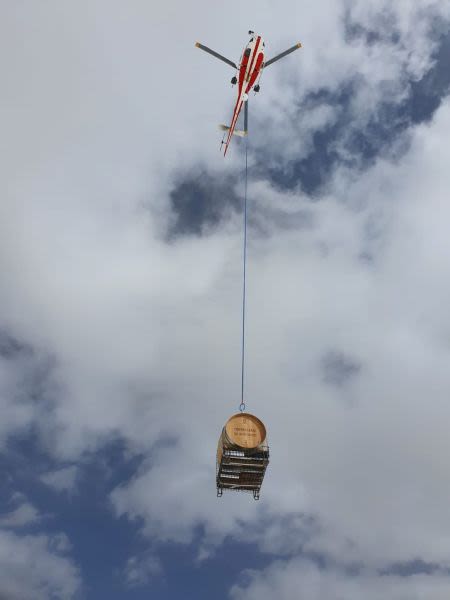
0;501;40;528
168;170;242;237
112;97;450;569
123;552;162;587
321;350;362;387
230;558;450;600
0;330;55;444
1;0;450;597
41;466;79;493
0;492;79;598
0;530;81;600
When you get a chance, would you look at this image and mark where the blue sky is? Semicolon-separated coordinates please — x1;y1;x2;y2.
2;1;450;599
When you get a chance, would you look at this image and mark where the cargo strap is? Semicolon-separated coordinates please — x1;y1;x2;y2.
240;136;248;414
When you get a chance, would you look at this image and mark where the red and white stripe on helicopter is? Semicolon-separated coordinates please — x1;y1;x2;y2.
196;31;302;156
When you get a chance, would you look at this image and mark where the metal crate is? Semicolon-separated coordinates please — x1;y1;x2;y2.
216;445;269;500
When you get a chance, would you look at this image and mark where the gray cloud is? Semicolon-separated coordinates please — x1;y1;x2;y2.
0;331;31;361
321;350;362;387
168;170;241;237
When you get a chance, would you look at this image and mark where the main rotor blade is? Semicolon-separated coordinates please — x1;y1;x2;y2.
264;42;302;68
195;42;237;69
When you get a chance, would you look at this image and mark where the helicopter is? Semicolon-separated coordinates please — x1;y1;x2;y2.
196;31;302;155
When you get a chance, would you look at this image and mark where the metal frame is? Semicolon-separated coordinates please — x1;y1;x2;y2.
216;445;269;500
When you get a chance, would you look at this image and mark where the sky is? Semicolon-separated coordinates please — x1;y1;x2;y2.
1;0;450;598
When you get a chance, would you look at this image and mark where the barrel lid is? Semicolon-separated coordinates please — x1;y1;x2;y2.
224;412;266;449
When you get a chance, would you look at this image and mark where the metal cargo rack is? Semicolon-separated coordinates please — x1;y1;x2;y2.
216;445;269;500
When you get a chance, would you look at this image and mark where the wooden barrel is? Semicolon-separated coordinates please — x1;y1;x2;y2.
216;412;269;498
220;412;267;451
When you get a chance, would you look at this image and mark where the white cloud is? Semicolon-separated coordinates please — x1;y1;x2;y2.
0;502;40;528
0;351;38;444
0;530;81;600
41;466;79;493
123;552;162;587
1;0;450;596
231;558;450;600
0;495;78;598
111;98;450;568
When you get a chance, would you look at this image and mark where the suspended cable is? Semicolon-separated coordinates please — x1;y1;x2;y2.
239;135;248;413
